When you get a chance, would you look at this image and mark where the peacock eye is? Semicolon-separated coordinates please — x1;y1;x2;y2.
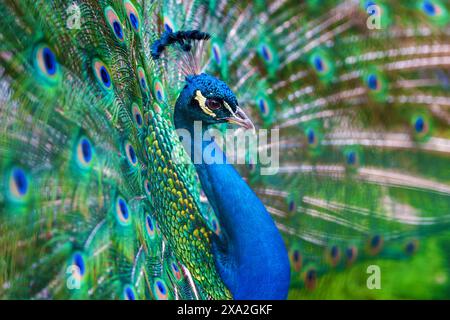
206;98;222;110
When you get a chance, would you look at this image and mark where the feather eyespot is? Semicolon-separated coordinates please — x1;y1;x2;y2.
412;114;431;141
125;141;138;166
307;128;317;145
288;200;296;213
346;151;357;165
171;262;182;280
205;98;222;110
153;279;168;300
93;59;113;91
105;7;125;42
327;245;341;267
308;50;334;82
34;45;59;82
311;54;330;74
304;268;317;290
212;43;221;64
144;179;151;196
76;136;94;169
8;167;29;201
258;98;269;116
371;235;382;247
153;80;165;102
137;67;148;93
367;74;380;91
291;249;302;272
345;246;358;265
260;44;273;62
132;103;143;128
344;149;360;168
421;1;442;17
116;196;131;225
124;0;140;33
145;214;156;238
72;252;85;278
124;285;136;300
211;217;221;235
153;102;162;114
163;16;175;33
414;116;428;134
314;57;324;72
368;234;383;255
405;240;419;255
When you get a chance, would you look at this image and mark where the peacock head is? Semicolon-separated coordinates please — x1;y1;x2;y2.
151;30;254;131
174;73;254;130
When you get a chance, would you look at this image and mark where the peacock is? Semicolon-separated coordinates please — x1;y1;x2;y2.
0;0;449;300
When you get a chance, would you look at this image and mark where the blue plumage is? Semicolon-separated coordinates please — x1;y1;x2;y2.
173;70;290;299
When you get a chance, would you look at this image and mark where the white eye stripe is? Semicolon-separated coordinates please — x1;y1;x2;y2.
195;90;217;118
223;101;235;116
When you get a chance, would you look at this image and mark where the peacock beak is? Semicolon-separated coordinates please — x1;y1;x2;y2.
225;107;255;131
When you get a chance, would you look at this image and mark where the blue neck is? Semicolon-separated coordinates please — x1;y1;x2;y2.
174;114;290;299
